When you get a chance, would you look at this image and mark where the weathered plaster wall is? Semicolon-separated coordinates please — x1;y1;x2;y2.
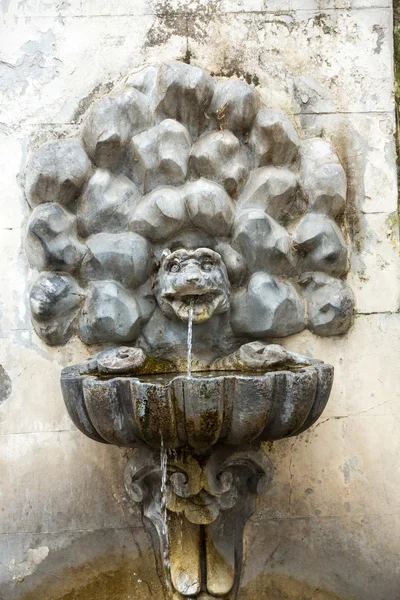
0;1;399;599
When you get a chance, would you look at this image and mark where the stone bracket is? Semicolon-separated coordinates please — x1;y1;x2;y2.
124;444;273;600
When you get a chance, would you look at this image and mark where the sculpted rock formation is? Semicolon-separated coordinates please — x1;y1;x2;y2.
249;107;300;167
25;61;352;350
25;139;91;208
77;169;140;237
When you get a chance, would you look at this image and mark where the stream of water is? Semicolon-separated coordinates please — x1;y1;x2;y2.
187;301;194;378
160;435;171;578
158;301;195;589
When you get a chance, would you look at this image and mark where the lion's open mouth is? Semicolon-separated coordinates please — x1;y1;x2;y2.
164;291;219;305
161;290;226;323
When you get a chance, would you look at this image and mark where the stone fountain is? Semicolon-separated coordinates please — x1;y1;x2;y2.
24;62;353;600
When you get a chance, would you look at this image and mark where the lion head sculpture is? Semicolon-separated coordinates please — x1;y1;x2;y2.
154;248;230;324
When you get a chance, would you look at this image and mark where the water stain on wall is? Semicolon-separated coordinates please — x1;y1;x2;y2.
242;573;344;600
18;553;344;600
19;552;164;600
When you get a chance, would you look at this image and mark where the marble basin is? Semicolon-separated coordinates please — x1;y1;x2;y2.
61;362;333;453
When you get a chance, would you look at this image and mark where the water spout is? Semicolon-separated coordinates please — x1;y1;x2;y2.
187;301;194;378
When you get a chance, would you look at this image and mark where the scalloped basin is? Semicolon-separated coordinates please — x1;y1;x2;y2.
61;362;333;453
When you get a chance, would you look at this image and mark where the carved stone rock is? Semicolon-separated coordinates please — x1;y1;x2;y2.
249;107;300;167
190;130;249;197
184;178;235;237
79;281;141;344
25;139;91;208
237;166;300;223
211;341;317;371
300;271;354;336
96;346;147;374
81;232;152;289
154;62;214;137
294;213;349;276
232;209;296;276
130;119;192;193
82;88;150;171
209;79;260;134
300;138;346;217
231;272;306;338
29;272;83;345
26;203;86;272
76;169;140;237
124;65;159;98
130;186;187;242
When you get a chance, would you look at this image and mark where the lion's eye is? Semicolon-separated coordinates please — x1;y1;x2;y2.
170;263;180;273
202;262;213;271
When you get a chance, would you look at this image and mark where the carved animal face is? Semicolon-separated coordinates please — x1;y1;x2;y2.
154;248;230;323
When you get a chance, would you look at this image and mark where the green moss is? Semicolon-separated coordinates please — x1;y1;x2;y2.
135;355;176;375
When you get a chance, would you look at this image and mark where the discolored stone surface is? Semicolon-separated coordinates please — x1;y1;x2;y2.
294;214;349;277
237;167;300;223
300;272;354;336
300;139;346;218
231;272;306;338
79;281;141;344
76;169;140;237
26;203;86;272
29;272;84;345
190;130;249;197
249;108;300;167
81;232;152;289
232;209;296;275
25;139;91;208
82;88;149;171
130;119;191;193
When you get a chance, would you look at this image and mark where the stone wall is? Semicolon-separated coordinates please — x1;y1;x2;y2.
0;1;399;599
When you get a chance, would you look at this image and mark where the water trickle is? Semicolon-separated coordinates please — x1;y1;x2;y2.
160;435;170;575
187;301;194;378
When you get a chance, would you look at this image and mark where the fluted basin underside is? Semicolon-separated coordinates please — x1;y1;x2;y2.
61;363;333;453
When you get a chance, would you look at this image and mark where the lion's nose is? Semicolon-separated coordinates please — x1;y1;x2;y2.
186;270;202;283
